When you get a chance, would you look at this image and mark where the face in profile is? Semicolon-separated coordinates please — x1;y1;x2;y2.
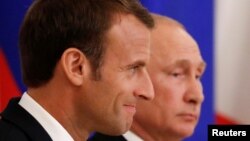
133;21;206;140
81;14;154;135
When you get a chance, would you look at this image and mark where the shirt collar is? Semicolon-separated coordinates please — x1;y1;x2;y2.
19;92;74;141
123;130;143;141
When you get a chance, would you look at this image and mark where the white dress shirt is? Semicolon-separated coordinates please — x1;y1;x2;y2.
19;92;74;141
123;130;143;141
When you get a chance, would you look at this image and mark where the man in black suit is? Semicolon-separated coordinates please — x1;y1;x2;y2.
0;0;155;140
0;98;53;141
89;14;206;141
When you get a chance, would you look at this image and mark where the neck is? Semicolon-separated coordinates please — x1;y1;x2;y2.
28;88;90;141
55;110;90;141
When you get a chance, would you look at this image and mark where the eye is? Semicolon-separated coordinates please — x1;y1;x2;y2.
171;72;183;78
130;65;140;74
126;61;146;76
169;68;185;78
195;73;203;80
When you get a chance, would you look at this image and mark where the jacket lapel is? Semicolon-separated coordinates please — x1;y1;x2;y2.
1;98;52;141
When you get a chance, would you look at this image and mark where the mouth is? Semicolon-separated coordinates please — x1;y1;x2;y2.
178;113;198;122
123;104;136;115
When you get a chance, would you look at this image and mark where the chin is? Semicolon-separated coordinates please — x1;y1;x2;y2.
100;127;126;136
176;126;195;138
106;121;131;135
171;122;195;136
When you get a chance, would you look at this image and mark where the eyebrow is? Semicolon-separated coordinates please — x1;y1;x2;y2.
119;60;146;71
167;59;207;73
126;60;146;68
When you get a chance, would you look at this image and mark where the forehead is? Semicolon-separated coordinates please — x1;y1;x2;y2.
151;24;204;66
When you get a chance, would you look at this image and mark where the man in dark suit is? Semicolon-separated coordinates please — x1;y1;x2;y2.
0;98;52;141
0;0;155;140
89;14;206;141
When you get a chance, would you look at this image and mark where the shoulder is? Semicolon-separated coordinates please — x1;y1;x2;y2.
0;117;29;141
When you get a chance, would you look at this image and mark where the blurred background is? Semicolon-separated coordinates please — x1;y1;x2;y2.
1;0;249;141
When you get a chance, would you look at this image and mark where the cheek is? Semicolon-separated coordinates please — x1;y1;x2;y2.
152;73;181;97
153;83;175;102
153;83;184;110
104;81;134;111
91;81;121;111
108;74;135;94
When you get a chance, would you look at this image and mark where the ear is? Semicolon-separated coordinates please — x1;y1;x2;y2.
61;48;86;86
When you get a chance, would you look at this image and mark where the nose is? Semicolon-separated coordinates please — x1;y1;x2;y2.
133;69;154;101
184;78;204;105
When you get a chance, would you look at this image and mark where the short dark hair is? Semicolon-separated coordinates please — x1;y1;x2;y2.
19;0;154;88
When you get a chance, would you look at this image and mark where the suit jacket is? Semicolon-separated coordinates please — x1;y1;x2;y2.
88;132;127;141
0;97;52;141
